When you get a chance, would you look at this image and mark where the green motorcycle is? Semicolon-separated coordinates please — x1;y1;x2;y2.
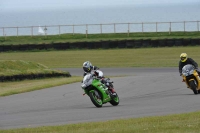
81;71;119;108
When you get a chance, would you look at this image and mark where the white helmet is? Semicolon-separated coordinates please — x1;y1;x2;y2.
83;61;92;72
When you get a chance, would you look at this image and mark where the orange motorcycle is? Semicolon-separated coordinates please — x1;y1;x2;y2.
182;64;200;94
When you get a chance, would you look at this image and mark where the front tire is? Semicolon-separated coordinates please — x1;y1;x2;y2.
189;80;198;94
89;90;103;108
110;93;119;106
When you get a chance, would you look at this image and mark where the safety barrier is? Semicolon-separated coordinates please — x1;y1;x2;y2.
0;72;71;82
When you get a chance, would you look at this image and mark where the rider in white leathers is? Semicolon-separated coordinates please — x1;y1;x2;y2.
82;61;116;96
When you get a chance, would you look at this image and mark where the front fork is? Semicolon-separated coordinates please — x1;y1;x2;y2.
182;76;190;88
182;73;199;89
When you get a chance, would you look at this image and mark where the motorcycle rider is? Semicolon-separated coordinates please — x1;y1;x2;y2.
179;53;200;76
82;61;116;96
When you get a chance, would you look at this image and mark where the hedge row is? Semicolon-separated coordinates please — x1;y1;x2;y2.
0;38;200;52
0;72;71;82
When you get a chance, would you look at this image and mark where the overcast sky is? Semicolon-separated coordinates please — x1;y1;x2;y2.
1;0;200;11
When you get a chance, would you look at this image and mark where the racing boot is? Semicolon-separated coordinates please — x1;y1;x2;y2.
109;87;117;97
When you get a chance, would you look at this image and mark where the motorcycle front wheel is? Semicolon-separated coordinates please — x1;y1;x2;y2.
109;93;119;106
189;80;198;94
89;90;103;108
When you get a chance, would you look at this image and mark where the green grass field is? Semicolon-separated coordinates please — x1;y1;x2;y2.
0;46;200;68
1;46;200;132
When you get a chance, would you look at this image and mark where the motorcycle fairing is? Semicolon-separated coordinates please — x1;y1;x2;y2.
182;64;200;90
82;73;111;103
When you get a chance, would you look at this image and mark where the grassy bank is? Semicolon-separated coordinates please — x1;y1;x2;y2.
0;60;70;76
0;77;82;97
0;60;72;96
0;31;200;45
0;60;71;82
1;111;200;133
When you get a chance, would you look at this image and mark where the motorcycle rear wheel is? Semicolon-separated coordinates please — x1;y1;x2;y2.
89;90;103;108
189;80;198;94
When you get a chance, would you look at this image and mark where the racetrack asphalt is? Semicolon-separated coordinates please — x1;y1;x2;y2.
0;67;200;129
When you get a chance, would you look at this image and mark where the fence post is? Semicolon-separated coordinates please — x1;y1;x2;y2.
169;22;171;35
100;24;102;34
17;27;18;37
58;25;60;36
142;22;143;33
73;25;74;35
156;22;158;33
86;30;88;38
197;21;199;32
86;24;88;32
3;27;4;36
127;23;130;37
86;24;88;38
31;26;33;37
44;26;47;38
114;23;116;33
184;21;185;33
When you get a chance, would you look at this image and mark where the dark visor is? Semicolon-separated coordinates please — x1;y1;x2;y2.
181;57;186;60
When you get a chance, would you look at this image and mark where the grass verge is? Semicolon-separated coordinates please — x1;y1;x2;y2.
0;111;200;133
0;77;82;97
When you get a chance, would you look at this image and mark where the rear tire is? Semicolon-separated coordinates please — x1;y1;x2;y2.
189;80;198;94
89;90;103;108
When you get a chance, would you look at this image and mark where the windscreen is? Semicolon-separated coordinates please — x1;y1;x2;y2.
182;64;195;76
